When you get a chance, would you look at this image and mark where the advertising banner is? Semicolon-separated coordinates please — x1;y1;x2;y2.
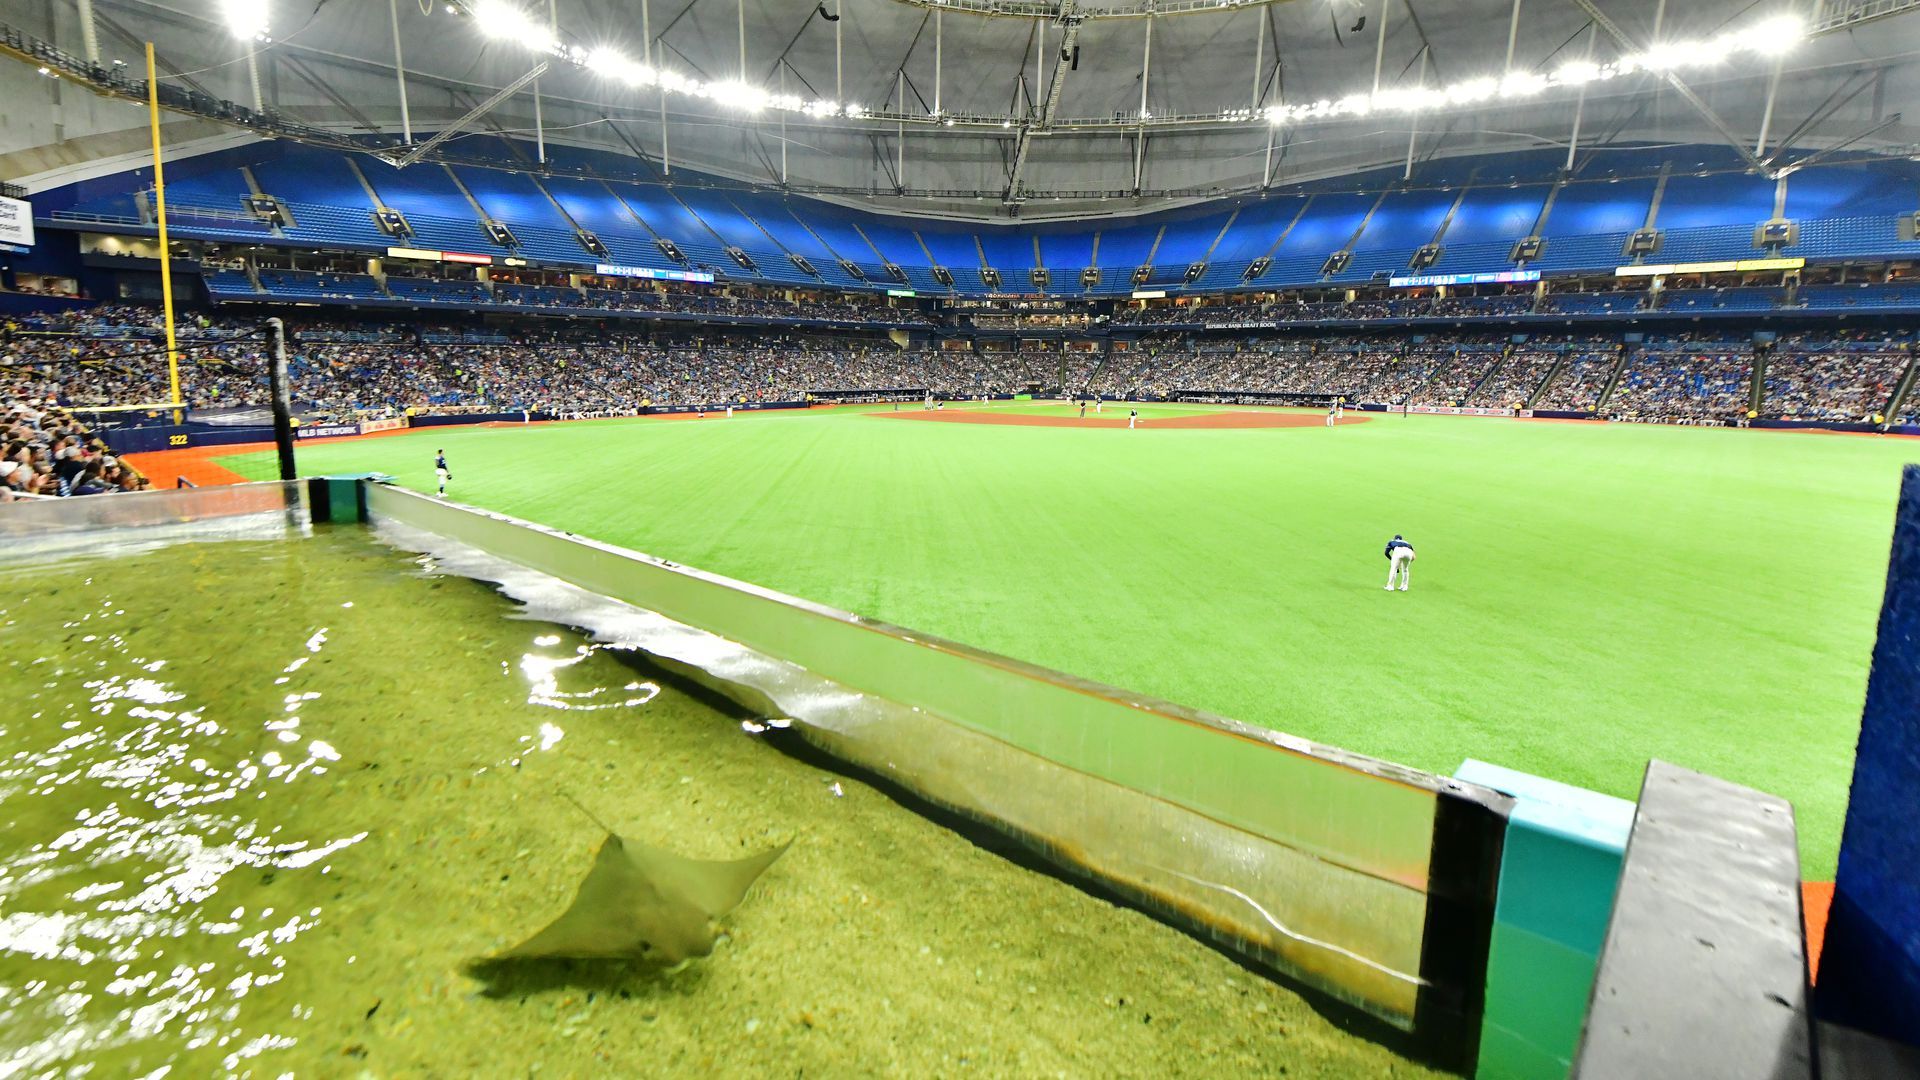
0;196;35;249
295;423;362;440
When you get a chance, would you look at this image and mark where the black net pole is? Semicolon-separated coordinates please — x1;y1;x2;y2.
266;317;297;482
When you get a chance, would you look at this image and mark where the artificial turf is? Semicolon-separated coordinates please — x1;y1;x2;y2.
222;405;1918;877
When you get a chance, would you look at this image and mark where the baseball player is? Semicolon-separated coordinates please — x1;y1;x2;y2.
1383;534;1416;591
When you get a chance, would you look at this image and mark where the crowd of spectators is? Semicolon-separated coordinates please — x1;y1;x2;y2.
573;286;932;326
1408;349;1504;406
1607;342;1753;421
1110;292;1539;327
6;305;1912;427
1473;351;1560;408
1758;338;1912;418
5;316;1034;417
1;374;151;501
1531;348;1624;411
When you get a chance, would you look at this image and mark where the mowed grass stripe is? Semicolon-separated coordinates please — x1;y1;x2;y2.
225;409;1916;876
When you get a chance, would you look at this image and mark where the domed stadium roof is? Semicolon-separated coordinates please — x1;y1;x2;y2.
7;0;1920;219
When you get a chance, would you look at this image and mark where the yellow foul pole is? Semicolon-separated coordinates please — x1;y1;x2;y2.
144;42;183;424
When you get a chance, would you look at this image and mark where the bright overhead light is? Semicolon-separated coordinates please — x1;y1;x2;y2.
708;80;769;111
1263;9;1806;128
469;0;558;54
585;46;654;87
218;0;270;41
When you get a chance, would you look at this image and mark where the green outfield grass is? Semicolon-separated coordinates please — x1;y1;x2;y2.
222;407;1917;877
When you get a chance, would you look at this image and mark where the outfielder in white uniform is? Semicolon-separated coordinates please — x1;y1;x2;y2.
1384;535;1415;591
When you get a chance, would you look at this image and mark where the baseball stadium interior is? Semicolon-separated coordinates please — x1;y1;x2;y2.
5;0;1920;1075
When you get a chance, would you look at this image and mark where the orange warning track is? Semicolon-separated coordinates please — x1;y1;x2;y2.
1804;880;1833;982
875;408;1370;430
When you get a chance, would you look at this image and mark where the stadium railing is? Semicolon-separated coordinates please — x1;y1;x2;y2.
360;482;1513;1070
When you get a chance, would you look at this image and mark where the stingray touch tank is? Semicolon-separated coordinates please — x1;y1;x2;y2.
0;522;1436;1077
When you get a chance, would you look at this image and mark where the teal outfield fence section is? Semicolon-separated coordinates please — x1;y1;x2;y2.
357;481;1513;1071
1455;760;1634;1080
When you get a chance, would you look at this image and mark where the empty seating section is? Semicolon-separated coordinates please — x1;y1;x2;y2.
203;268;259;296
1784;164;1913;221
1799;283;1920;310
1534;178;1653;266
673;189;786;276
1528;232;1633;274
163;164;255;208
1795;217;1920;261
801;210;893;282
1331;247;1411;283
1038;231;1095;288
1353;190;1453;251
861;219;943;290
917;229;982;277
1094;222;1159;273
1207;198;1301;267
358;162;493;252
1275;193;1374;268
158;209;278;244
626;188;728;269
492;282;581;307
977;229;1033;274
1655;224;1762;264
1654;173;1775;230
453;167;573;234
1544;291;1645;315
385;277;490;304
1430;241;1518;277
1660;287;1783;313
736;198;860;288
540;176;645;237
1150;210;1232;270
1442;186;1548;247
40;141;1920;301
249;145;374;211
257;270;387;301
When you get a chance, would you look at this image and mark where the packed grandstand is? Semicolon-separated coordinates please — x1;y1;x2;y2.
5;296;1913;503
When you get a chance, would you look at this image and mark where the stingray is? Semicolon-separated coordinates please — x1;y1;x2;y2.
480;806;790;968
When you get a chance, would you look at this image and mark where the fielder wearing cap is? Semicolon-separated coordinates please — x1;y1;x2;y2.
1384;534;1416;592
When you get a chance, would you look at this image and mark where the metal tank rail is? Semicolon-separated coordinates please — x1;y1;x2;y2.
357;480;1513;1071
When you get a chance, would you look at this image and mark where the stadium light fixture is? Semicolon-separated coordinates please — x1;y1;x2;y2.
218;0;270;42
458;2;856;120
446;1;1803;133
585;46;655;88
1260;10;1807;127
470;0;558;55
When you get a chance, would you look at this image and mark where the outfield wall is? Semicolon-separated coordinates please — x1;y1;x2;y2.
360;482;1512;1069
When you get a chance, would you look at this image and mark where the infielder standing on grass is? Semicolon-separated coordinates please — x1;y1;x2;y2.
1383;534;1415;591
435;449;451;498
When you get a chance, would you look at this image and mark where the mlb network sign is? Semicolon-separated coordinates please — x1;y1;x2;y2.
0;196;36;249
